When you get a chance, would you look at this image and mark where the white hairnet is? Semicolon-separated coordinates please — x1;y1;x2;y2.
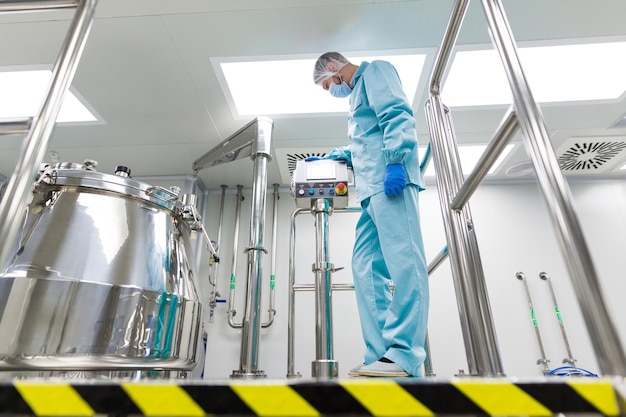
313;52;350;85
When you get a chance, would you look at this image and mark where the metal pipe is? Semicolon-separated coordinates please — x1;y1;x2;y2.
261;184;280;328
425;97;505;376
232;116;273;379
0;118;32;135
311;198;338;378
0;0;77;12
0;0;98;271
539;272;576;366
287;204;449;378
227;185;244;328
287;208;307;378
516;272;551;375
481;0;626;376
429;0;470;96
207;185;227;323
450;106;518;210
213;185;227;285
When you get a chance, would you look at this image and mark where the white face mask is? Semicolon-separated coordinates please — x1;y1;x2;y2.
329;80;352;98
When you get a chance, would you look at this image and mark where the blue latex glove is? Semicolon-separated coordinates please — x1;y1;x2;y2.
304;156;324;162
384;163;406;196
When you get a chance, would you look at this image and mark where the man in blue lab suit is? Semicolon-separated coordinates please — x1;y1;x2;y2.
311;52;429;377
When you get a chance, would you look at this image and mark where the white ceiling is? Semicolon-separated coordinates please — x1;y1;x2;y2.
1;0;626;189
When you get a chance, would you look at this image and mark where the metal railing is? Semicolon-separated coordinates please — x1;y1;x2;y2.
0;0;99;270
425;0;626;376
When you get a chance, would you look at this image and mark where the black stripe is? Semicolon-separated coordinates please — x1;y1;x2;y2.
0;385;33;414
517;382;603;414
72;385;142;415
399;381;486;415
182;385;256;415
291;382;371;415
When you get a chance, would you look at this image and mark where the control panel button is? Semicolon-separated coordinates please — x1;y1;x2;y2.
334;183;347;195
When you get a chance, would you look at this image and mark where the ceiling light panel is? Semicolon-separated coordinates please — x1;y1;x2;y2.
442;41;626;107
0;69;97;123
218;53;426;117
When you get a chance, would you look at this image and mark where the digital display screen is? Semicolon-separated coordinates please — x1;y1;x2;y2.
307;164;336;180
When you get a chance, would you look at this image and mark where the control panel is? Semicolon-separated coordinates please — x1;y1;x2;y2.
292;159;349;209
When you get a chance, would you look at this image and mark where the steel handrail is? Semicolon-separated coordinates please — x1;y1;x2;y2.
0;0;77;12
0;118;32;136
450;105;518;210
480;0;626;376
0;0;98;271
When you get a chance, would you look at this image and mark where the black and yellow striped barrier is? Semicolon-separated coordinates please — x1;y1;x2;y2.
1;378;623;416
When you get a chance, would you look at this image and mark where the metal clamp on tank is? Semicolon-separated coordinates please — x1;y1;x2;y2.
181;193;220;263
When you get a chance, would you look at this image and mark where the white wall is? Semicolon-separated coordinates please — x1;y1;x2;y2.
195;179;626;380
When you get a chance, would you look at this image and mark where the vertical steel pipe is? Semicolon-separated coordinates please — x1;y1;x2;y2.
232;117;273;379
287;208;306;378
227;185;244;328
311;198;338;378
516;272;551;375
261;184;280;328
539;272;576;366
481;0;626;376
0;0;98;271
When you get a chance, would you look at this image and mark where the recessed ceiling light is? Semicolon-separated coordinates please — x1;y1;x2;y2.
443;41;626;106
216;53;426;117
0;69;97;123
422;144;515;177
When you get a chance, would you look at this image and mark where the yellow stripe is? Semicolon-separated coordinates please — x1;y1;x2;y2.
340;379;434;417
568;379;620;416
231;384;319;417
453;380;552;416
121;384;205;417
14;382;94;416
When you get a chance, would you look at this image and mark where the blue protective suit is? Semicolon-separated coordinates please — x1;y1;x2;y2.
329;61;429;376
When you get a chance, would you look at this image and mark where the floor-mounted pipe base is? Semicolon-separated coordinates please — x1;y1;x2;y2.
312;359;338;378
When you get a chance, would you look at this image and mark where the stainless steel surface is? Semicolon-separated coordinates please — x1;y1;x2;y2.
192;116;273;172
425;96;505;377
262;183;279;329
227;185;244;329
429;0;469;96
0;118;32;136
450;106;518;211
480;0;626;376
311;198;338;378
233;155;269;379
539;272;576;366
287;208;306;378
231;117;274;379
0;163;202;371
0;0;97;272
0;0;77;12
516;272;550;374
207;185;227;323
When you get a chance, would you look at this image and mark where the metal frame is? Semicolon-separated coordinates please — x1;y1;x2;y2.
425;0;626;376
0;0;99;271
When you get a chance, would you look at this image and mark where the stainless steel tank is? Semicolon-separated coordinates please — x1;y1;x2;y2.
0;162;202;374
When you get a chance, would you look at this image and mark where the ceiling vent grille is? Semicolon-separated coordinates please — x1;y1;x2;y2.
274;147;331;184
555;137;626;174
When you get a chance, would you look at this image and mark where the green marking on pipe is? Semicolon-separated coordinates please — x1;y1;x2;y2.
230;274;236;290
270;274;275;290
555;306;563;324
531;308;538;326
